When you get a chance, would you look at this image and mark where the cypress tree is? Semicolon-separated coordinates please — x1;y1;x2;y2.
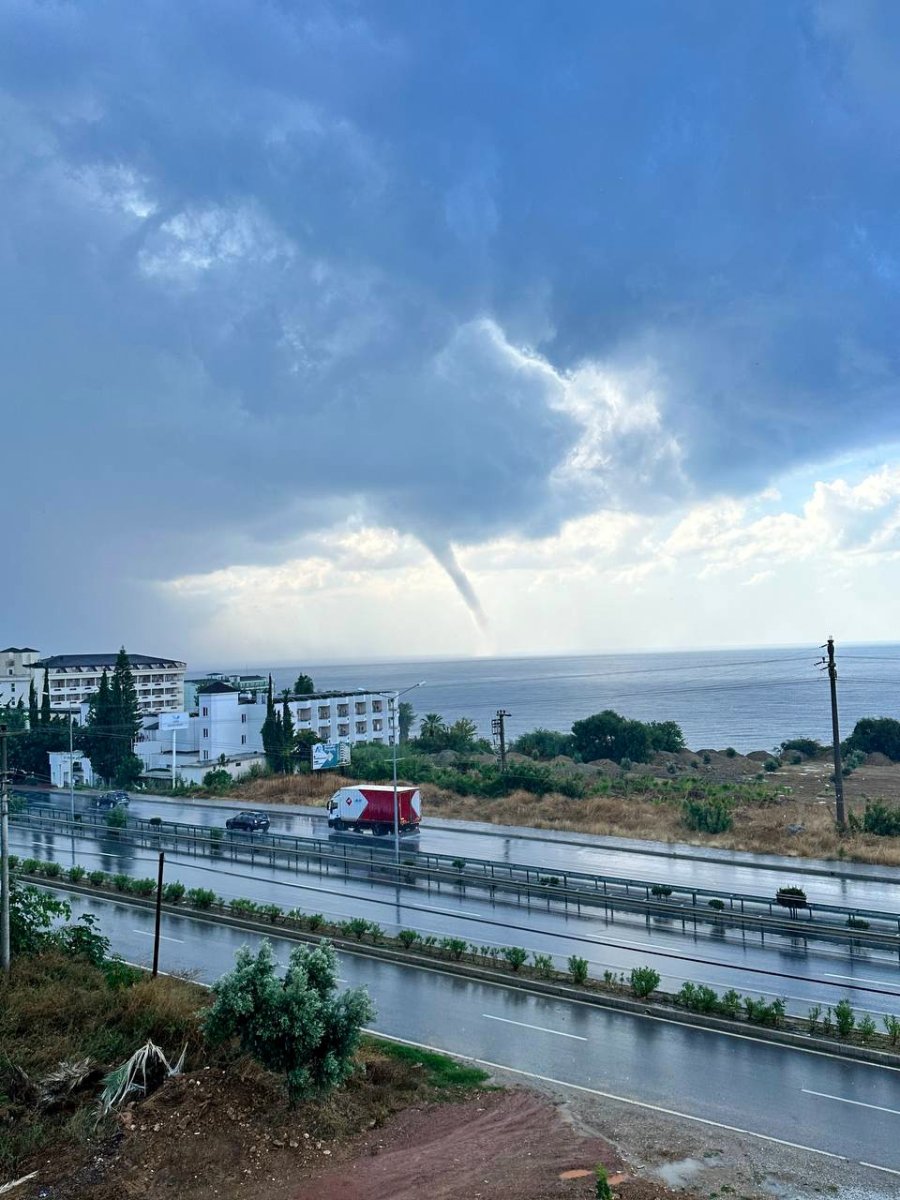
28;678;38;729
109;648;141;785
83;670;114;782
281;693;296;774
40;668;51;725
261;675;279;773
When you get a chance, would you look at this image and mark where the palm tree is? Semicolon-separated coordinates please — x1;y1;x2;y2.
419;713;447;742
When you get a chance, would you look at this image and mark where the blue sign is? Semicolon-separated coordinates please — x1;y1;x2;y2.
312;741;349;770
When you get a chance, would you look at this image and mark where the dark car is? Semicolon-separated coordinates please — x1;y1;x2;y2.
95;791;130;810
225;811;270;833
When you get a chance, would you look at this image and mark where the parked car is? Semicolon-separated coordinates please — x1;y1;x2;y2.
225;811;270;833
95;791;130;810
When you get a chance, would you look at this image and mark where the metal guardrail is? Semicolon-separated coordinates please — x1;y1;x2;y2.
14;804;900;946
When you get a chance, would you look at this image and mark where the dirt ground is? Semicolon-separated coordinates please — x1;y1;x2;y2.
222;754;900;867
15;1062;695;1200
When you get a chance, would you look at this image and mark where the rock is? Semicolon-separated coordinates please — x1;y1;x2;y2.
787;823;805;835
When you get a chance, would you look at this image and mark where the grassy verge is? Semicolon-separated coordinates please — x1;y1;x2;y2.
361;1036;490;1090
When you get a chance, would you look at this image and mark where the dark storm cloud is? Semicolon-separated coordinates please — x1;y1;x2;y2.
2;0;899;641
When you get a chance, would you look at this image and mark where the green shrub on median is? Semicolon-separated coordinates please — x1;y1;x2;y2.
186;887;216;910
629;966;660;998
568;955;589;984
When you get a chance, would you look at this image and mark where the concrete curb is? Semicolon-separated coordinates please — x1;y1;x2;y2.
37;876;900;1071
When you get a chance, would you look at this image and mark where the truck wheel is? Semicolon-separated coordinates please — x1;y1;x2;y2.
332;819;345;832
372;824;390;836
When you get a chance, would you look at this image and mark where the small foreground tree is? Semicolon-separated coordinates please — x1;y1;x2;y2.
203;940;374;1101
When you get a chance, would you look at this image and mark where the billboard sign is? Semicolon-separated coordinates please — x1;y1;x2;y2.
159;711;190;731
312;741;351;770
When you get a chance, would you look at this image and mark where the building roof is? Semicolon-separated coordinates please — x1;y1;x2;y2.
195;680;238;694
33;653;186;671
1;647;38;653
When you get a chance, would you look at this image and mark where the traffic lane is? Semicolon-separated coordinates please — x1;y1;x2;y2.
26;789;900;909
13;825;900;1020
70;894;900;1175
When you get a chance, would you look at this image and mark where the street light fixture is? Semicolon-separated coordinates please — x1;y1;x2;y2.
388;682;425;862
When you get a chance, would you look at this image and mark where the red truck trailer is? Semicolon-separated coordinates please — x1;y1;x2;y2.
326;784;421;835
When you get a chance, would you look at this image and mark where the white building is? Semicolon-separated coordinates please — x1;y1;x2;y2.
0;646;39;709
31;652;187;715
48;750;95;789
135;682;393;783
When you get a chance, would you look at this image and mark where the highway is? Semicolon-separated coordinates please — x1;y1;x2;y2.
23;786;900;907
59;890;900;1180
13;817;900;1023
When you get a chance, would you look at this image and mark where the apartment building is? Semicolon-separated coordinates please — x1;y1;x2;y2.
31;652;187;714
0;646;39;708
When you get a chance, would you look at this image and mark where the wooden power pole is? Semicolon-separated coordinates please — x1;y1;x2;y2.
825;638;846;831
492;710;510;773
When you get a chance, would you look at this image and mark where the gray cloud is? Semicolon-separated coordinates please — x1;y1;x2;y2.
2;0;900;648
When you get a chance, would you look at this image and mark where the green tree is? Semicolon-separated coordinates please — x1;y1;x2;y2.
40;668;51;725
571;710;651;764
293;673;315;695
280;693;296;774
447;717;479;752
398;700;415;744
845;717;900;761
204;939;374;1101
81;652;142;785
294;728;322;769
418;713;448;751
260;676;281;773
511;728;575;759
28;678;38;729
646;720;686;753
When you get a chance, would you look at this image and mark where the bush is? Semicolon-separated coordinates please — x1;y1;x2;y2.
707;898;725;911
683;798;733;833
568;955;589;984
858;1014;877;1043
439;936;468;961
763;758;780;772
834;998;855;1038
112;873;131;892
186;887;216;910
259;903;283;924
129;877;157;897
629;967;660;998
341;917;372;941
21;858;41;875
595;1164;613;1200
306;913;325;932
862;802;900;837
148;816;162;827
883;1015;900;1046
743;997;785;1028
162;881;186;903
650;883;673;898
775;886;807;908
230;898;259;916
677;982;720;1014
106;807;127;830
88;870;107;886
397;929;420;949
845;716;900;761
202;768;233;793
204;939;374;1101
511;728;575;759
502;946;528;972
724;747;737;757
780;738;823;758
846;915;870;930
531;952;555;979
66;865;86;883
41;861;63;879
719;989;743;1018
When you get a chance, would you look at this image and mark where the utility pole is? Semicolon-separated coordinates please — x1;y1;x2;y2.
492;710;510;773
152;851;165;978
1;724;10;974
825;638;846;831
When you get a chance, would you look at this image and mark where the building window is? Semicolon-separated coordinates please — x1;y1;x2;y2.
355;702;367;715
300;708;311;721
241;735;247;745
318;705;330;719
337;704;349;717
203;750;209;761
202;728;208;738
372;737;383;744
356;721;367;734
202;706;208;717
372;699;383;712
241;713;247;724
373;719;383;732
319;726;331;740
338;724;349;737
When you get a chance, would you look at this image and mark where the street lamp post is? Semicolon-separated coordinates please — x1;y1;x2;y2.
389;682;425;862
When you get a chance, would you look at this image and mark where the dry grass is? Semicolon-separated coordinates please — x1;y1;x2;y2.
211;759;900;867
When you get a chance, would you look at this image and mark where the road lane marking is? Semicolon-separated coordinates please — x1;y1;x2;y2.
367;1032;850;1163
88;897;900;1074
824;973;898;986
131;930;185;944
802;1089;900;1116
861;1162;900;1177
482;1014;587;1040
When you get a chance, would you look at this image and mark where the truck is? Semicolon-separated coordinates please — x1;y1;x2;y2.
326;784;422;836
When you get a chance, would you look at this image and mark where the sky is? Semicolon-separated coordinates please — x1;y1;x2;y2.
4;0;900;664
